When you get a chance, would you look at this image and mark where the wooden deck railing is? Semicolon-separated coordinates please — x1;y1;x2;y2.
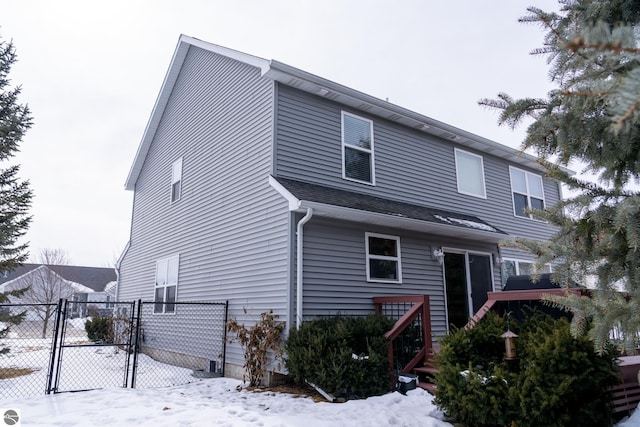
373;295;433;381
466;288;584;328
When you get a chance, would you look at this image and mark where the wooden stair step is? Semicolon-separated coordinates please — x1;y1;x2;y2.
417;382;438;393
413;366;439;375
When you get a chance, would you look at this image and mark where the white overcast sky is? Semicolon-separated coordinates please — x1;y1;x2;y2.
2;0;560;267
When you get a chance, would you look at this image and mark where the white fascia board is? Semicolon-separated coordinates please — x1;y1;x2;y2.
183;35;270;74
268;176;301;210
297;200;507;244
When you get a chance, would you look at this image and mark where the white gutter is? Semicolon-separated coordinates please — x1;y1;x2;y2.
114;241;131;301
296;207;313;330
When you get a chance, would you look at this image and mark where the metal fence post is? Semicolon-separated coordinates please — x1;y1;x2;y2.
130;299;142;388
120;300;136;388
222;300;228;377
45;299;65;394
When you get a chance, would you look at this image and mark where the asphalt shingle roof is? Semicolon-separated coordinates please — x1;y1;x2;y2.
274;177;506;235
0;264;116;292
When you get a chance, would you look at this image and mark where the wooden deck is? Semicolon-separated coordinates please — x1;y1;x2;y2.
377;290;640;411
613;356;640;415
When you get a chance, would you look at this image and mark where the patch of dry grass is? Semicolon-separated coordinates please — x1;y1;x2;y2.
0;367;36;379
249;383;326;402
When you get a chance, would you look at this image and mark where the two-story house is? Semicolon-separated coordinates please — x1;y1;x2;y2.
117;35;561;379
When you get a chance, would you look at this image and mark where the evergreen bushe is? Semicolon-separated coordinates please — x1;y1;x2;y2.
435;311;619;427
285;314;394;400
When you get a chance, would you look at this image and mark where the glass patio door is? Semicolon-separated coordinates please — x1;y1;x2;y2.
444;251;493;329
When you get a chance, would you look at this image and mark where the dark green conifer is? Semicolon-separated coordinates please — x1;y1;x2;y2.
0;35;33;352
0;36;32;272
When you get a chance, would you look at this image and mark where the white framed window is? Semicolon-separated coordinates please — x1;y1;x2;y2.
171;158;183;203
502;258;551;284
509;166;544;218
365;232;401;283
154;255;179;314
454;148;486;198
342;112;375;185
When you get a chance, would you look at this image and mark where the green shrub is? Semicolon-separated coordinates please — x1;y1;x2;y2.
285;314;394;399
435;312;516;427
85;316;113;343
435;311;619;427
514;316;619;427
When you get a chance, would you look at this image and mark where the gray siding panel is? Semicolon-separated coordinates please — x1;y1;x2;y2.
275;85;560;243
119;46;289;367
300;217;501;339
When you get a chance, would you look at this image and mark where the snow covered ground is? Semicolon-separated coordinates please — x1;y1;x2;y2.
1;377;639;427
2;379;452;426
2;319;640;426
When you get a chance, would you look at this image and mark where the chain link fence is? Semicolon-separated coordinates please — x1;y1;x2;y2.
134;301;228;388
0;303;59;399
0;299;228;398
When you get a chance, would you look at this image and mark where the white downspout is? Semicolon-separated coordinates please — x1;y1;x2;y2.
296;207;313;330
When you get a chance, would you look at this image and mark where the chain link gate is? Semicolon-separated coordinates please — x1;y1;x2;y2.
47;299;137;394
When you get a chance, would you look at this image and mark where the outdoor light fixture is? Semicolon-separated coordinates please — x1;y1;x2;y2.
432;248;444;265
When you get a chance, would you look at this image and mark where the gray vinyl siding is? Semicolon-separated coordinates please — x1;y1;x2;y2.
118;45;289;368
299;217;501;339
275;85;560;243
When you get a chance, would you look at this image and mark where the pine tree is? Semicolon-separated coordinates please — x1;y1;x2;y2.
480;0;640;352
0;35;34;352
0;287;27;354
0;36;32;271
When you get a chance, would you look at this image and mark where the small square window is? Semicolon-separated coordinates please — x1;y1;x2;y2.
342;112;375;185
171;158;183;203
365;233;401;283
455;149;486;198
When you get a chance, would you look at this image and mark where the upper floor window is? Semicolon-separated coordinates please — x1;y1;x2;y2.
366;232;401;283
342;112;375;185
509;167;544;218
154;255;179;314
171;158;183;203
454;148;486;198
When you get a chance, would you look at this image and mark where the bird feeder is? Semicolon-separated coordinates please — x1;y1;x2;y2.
501;329;518;360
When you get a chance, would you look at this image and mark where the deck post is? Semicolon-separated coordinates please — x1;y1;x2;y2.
421;295;432;359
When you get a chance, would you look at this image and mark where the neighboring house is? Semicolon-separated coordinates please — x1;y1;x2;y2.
117;35;563;379
0;264;117;318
